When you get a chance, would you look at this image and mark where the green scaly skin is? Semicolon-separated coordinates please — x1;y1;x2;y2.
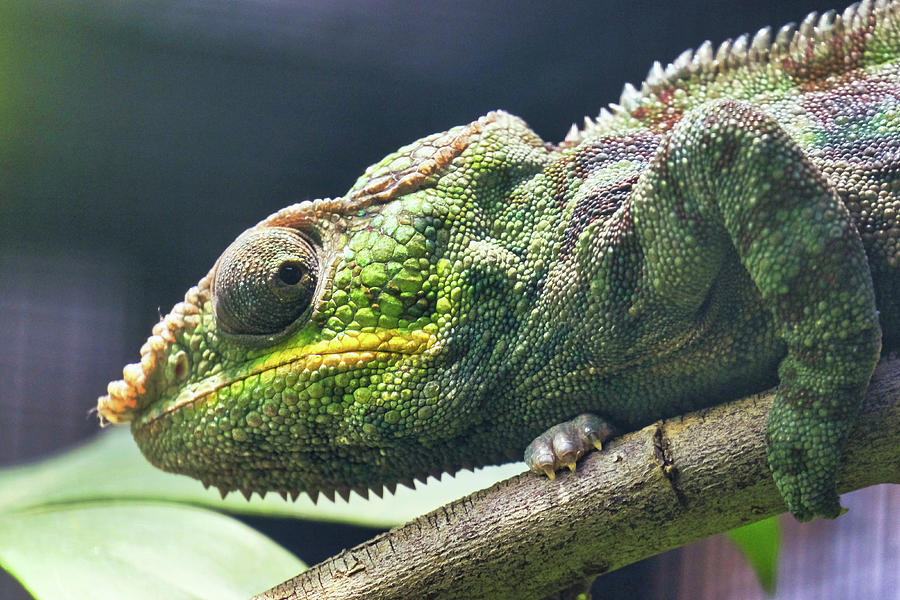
100;0;900;521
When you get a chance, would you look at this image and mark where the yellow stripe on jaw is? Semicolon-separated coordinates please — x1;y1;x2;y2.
255;329;436;373
143;329;438;423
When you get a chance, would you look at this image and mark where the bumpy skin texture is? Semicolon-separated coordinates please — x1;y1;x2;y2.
100;1;899;520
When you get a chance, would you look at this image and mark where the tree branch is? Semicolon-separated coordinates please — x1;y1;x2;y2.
256;357;900;600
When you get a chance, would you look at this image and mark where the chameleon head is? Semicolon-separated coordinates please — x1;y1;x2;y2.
97;111;558;499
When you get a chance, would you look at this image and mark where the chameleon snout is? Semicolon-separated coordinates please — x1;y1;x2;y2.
98;289;205;424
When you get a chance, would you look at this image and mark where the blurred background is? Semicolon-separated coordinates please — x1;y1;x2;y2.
1;1;897;598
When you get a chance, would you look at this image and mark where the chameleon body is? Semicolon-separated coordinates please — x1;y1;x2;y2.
100;0;900;521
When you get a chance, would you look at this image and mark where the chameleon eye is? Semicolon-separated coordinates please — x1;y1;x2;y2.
212;227;319;335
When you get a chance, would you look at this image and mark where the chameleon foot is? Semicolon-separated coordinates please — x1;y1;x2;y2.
525;414;614;479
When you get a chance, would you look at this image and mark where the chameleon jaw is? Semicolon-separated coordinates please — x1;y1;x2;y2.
101;325;439;428
137;425;515;505
133;328;439;427
118;326;451;504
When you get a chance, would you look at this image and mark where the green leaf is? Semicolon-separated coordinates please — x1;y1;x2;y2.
0;427;522;598
726;516;780;595
0;428;524;528
0;502;305;600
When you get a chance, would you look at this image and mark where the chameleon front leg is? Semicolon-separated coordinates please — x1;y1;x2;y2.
632;99;881;521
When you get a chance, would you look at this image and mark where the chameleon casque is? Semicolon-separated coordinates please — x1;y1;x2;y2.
99;0;900;522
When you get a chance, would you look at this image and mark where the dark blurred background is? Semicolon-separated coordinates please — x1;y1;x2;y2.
1;1;897;598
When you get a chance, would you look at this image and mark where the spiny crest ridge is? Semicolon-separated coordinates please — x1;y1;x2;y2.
566;0;895;142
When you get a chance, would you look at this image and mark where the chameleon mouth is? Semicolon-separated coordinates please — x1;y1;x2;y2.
135;329;439;426
99;326;438;426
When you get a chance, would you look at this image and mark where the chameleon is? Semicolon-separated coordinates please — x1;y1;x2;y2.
99;0;899;522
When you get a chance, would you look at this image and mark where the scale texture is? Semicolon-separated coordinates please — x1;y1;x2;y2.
100;0;899;521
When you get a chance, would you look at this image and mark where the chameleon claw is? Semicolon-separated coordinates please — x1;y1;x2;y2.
525;413;616;480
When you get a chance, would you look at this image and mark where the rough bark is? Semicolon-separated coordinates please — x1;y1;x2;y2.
256;357;900;600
